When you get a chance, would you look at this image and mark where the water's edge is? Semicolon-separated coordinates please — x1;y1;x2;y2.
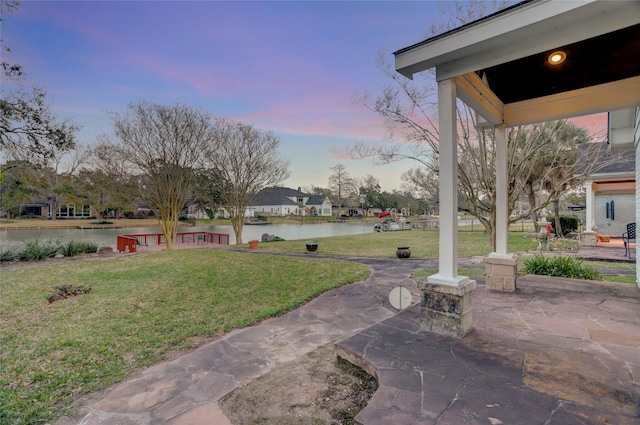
0;222;374;249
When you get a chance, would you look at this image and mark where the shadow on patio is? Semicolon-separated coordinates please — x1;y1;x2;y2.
337;275;640;425
577;237;636;263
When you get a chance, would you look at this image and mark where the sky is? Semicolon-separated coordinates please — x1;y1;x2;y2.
2;1;607;192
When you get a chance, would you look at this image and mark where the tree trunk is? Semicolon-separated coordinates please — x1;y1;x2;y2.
552;199;563;238
48;199;58;220
489;222;497;252
230;212;245;245
158;204;180;250
525;181;539;232
160;216;177;250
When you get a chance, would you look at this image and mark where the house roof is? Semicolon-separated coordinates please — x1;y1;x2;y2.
249;187;305;207
575;142;636;176
262;186;308;197
394;0;640;126
306;195;328;205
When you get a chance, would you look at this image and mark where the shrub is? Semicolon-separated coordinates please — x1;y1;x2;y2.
264;236;285;242
60;241;99;257
0;248;16;262
16;239;61;261
523;254;602;280
546;215;580;234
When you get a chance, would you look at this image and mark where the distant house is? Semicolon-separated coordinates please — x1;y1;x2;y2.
20;202;93;219
180;204;210;220
305;195;332;216
249;187;332;217
576;144;636;236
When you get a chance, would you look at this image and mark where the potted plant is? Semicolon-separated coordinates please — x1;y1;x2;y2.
248;240;259;250
396;246;411;258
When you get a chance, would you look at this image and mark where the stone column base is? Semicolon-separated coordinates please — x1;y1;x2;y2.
484;255;518;292
417;279;476;338
580;231;597;247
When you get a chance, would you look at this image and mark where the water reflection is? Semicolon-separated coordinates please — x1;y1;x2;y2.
0;222;374;250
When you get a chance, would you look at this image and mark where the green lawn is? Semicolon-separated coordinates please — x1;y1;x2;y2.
253;231;637;284
0;250;369;424
252;229;538;258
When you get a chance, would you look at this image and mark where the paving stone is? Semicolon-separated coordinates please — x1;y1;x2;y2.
339;274;640;425
70;258;640;425
163;402;231;425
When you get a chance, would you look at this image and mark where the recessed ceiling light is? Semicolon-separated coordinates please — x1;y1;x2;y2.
548;51;566;65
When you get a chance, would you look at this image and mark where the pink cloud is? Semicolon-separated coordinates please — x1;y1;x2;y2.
229;88;391;141
327;146;354;161
123;53;250;95
569;114;608;139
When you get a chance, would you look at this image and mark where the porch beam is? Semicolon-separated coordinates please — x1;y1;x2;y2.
454;73;504;127
503;76;640;126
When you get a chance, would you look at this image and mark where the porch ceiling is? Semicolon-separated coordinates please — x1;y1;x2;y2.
479;24;640;105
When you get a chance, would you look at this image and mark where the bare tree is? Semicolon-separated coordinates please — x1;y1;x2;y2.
206;119;289;245
110;102;214;249
328;164;356;217
354;64;623;250
401;167;439;214
302;185;332;197
78;141;137;220
511;121;592;235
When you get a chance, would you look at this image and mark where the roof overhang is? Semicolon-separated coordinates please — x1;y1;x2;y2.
394;0;640;127
609;109;639;151
395;0;638;81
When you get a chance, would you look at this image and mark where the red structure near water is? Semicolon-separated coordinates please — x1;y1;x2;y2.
117;231;230;253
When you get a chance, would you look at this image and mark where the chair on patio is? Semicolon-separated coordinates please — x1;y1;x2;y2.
622;222;635;259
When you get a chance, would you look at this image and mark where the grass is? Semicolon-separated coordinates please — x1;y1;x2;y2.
247;230;632;283
0;250;369;424
246;229;538;258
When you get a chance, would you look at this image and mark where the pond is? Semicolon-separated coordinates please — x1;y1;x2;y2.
0;221;375;250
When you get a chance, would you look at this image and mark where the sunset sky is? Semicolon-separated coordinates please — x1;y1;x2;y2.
2;1;606;191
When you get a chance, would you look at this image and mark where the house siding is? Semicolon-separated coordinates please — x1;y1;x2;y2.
253;204;300;216
250;187;332;217
594;193;635;237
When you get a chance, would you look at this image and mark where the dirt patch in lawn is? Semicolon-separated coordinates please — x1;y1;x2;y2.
219;343;377;425
46;283;94;303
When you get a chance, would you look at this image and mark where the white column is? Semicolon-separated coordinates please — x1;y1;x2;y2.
489;124;510;258
586;182;595;232
428;78;468;286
